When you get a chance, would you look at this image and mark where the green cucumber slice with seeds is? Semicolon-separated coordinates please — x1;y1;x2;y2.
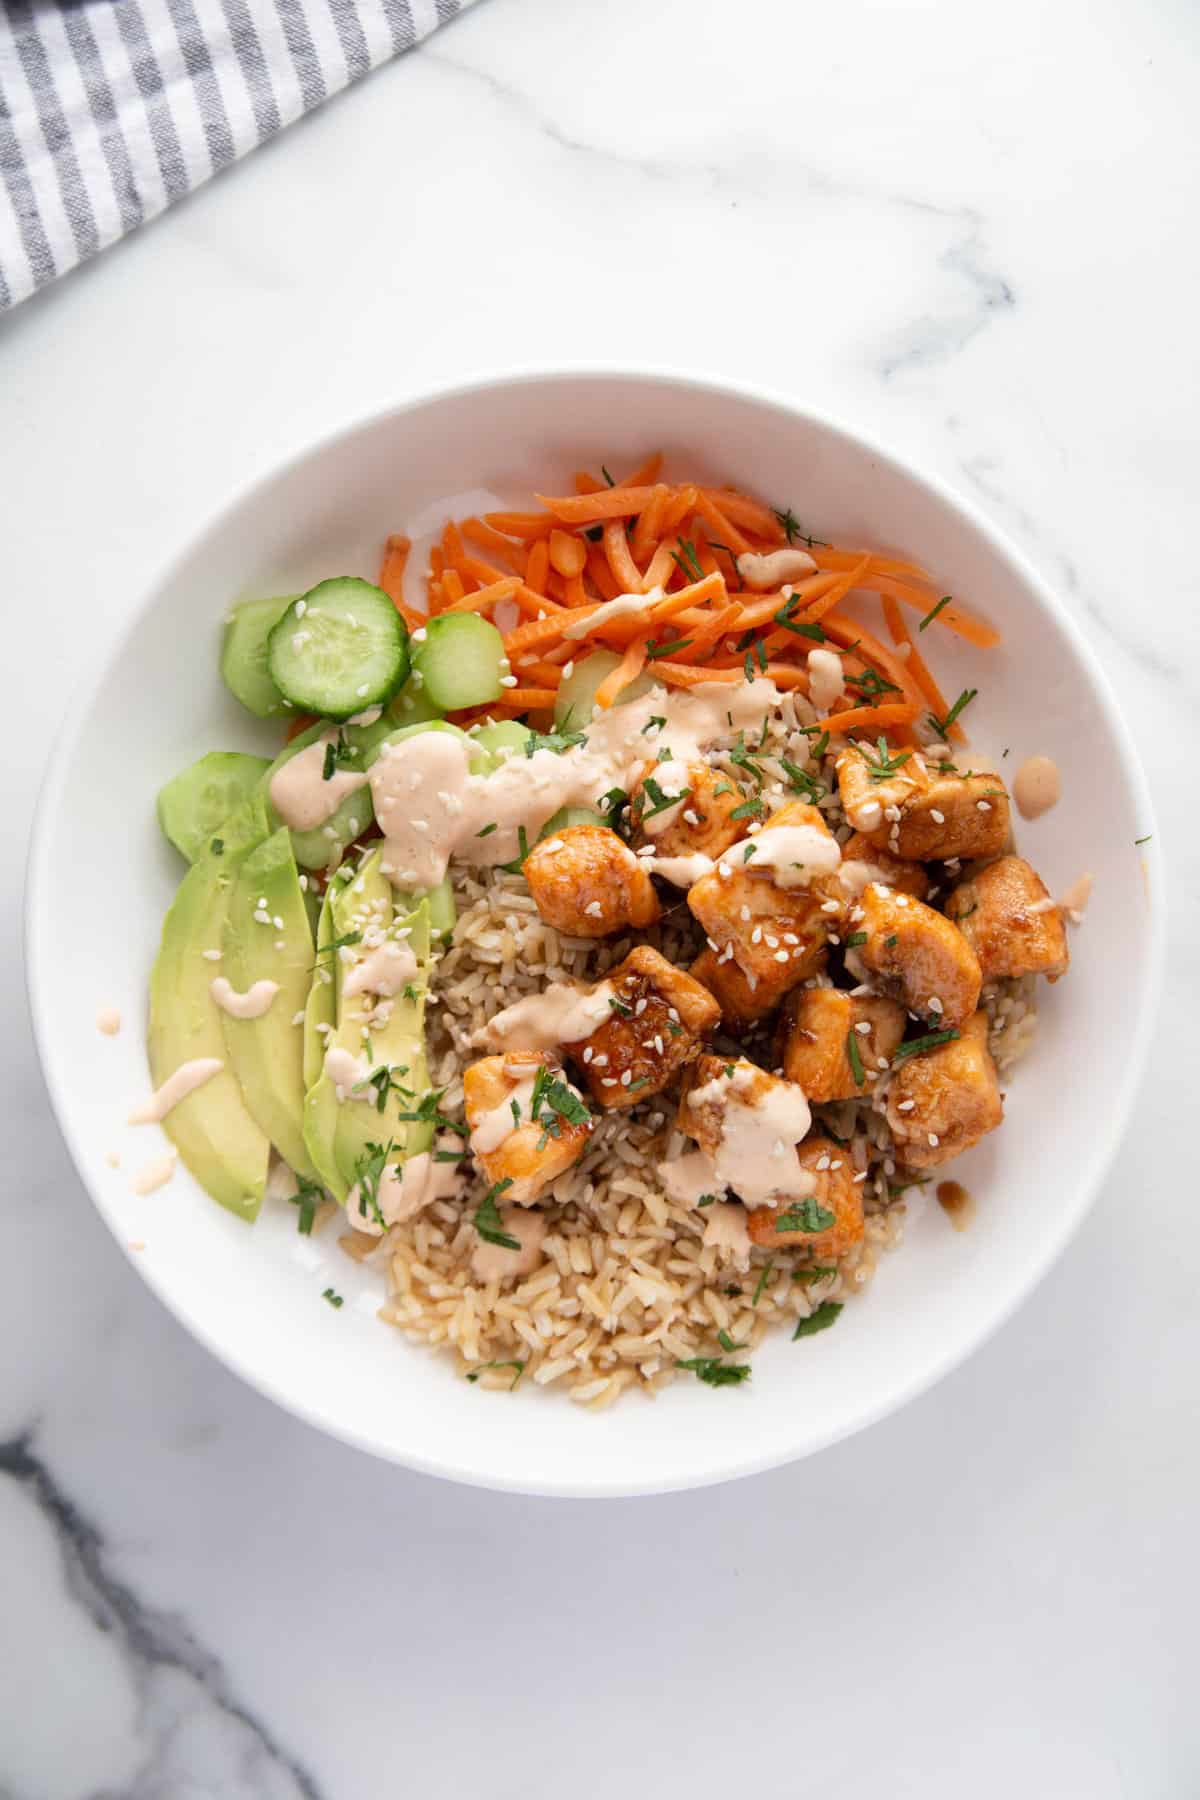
221;596;293;718
410;613;505;711
267;579;410;720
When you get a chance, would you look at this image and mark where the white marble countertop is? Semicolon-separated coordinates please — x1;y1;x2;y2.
4;0;1197;1793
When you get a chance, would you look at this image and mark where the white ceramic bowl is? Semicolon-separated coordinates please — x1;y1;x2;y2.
27;372;1162;1497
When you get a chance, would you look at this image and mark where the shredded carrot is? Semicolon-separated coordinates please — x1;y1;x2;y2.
819;612;924;710
640;540;680;593
483;511;554;541
694;491;753;558
618;452;664;488
504;604;601;655
462;518;527;567
574;470;604;495
701;488;783;543
594;635;649;708
648;571;725;620
818;700;921;733
495;686;558;709
525;538;550;595
441;568;466;606
378;533;410;600
649;661;745;689
631;486;670;563
286;711;317;741
548;529;587;579
586;543;621;602
536;485;658;526
880;593;964;742
812;547;932;584
603;517;644;593
443;576;522;616
661;486;699;535
564;572;588;609
870;575;1000;650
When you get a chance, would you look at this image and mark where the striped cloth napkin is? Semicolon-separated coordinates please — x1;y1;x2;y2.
0;0;475;311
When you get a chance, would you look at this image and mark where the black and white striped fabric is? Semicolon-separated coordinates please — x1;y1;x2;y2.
0;0;474;310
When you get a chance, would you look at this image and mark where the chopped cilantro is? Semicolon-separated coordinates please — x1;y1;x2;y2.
890;1029;960;1065
675;1355;752;1387
918;594;953;632
474;1180;519;1249
927;688;978;738
775;1197;836;1233
844;931;867;948
498;825;531;875
792;1300;842;1339
856;736;913;782
846;1029;866;1088
322;1288;344;1309
647;637;694;660
730;795;765;822
752;1257;774;1306
641;774;690;819
210;837;224;856
467;1359;525;1390
288;1173;324;1235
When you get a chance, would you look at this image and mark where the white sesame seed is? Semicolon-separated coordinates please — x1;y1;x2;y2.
499;675;519;688
854;1020;872;1035
928;996;944;1014
820;899;839;915
977;800;991;812
928;1132;940;1147
619;1070;632;1086
751;926;763;944
201;948;222;962
585;900;603;917
876;1056;888;1069
930;808;945;824
356;684;369;697
562;661;574;678
295;599;307;617
764;934;779;948
718;862;732;879
601;1077;618;1087
774;950;789;963
593;1053;609;1067
897;1099;916;1113
683;809;701;826
739;906;752;922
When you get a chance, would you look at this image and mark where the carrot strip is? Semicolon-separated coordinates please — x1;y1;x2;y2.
461;551;561;618
817;700;921;733
462;518;527;568
682;601;743;659
286;711;317;741
649;661;745;689
812;547;933;583
594;635;649;708
880;594;965;744
648;571;725;619
536;485;658;526
603;517;644;593
429;546;445;580
702;488;783;543
564;572;588;608
694;491;753;557
640;541;679;593
574;471;604;494
483;511;554;541
661;486;699;534
548;529;587;579
870;575;1000;649
441;569;466;605
443;576;522;615
525;538;550;595
378;533;410;600
495;686;558;709
618;452;664;488
586;543;620;602
632;486;670;563
504;604;602;655
819;611;924;709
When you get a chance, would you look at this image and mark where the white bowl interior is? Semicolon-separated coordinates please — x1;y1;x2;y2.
28;374;1161;1496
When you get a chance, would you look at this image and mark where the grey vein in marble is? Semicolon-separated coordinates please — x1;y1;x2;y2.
0;1434;323;1800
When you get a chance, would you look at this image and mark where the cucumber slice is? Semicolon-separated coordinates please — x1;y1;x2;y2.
411;614;504;711
157;751;272;863
471;720;533;766
221;596;294;718
388;677;445;727
267;579;409;721
554;649;655;726
540;805;604;838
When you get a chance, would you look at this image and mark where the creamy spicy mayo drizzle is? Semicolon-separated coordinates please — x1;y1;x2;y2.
369;678;779;891
736;548;817;589
561;587;663;638
484;981;616;1051
340;940;418;1000
1013;754;1061;820
739;822;841;889
210;977;279;1019
268;729;369;833
129;1058;223;1124
346;1144;463;1235
682;1065;814;1207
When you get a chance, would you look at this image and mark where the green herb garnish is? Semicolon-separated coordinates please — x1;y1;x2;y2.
312;929;362;967
846;1029;866;1088
792;1264;836;1284
474;1179;519;1250
780;759;825;802
844;931;867;948
927;688;978;737
670;537;705;583
499;825;531;875
890;1029;960;1065
775;1197;836;1233
918;594;952;632
524;726;587;757
467;1359;525;1390
772;505;826;548
729;795;765;822
792;1301;842;1339
288;1173;324;1235
350;1139;395;1229
856;736;913;782
676;1355;752;1387
846;666;901;701
642;715;667;734
357;1063;412;1115
476;822;498;838
752;1257;774;1306
648;637;694;660
601;464;615;486
210;837;224;856
1135;833;1153;846
641;774;690;819
322;1288;344;1309
697;1193;719;1208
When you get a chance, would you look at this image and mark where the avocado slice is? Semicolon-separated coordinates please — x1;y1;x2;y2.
147;796;271;1220
301;851;435;1203
220;827;319;1182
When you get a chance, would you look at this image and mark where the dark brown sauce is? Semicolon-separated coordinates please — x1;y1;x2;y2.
937;1180;974;1231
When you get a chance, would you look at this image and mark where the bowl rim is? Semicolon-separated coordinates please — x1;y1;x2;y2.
25;365;1166;1497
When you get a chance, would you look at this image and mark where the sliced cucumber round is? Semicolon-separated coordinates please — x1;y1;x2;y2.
157;750;272;863
221;595;294;717
410;613;504;712
267;579;409;721
554;648;656;726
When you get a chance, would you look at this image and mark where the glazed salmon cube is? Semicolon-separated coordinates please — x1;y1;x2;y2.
689;944;825;1032
630;759;748;859
836;746;1011;862
885;1012;1003;1168
838;830;930;901
855;882;981;1029
746;1134;865;1257
569;946;719;1110
523;824;660;938
463;1051;593;1203
778;986;908;1101
945;855;1069;983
